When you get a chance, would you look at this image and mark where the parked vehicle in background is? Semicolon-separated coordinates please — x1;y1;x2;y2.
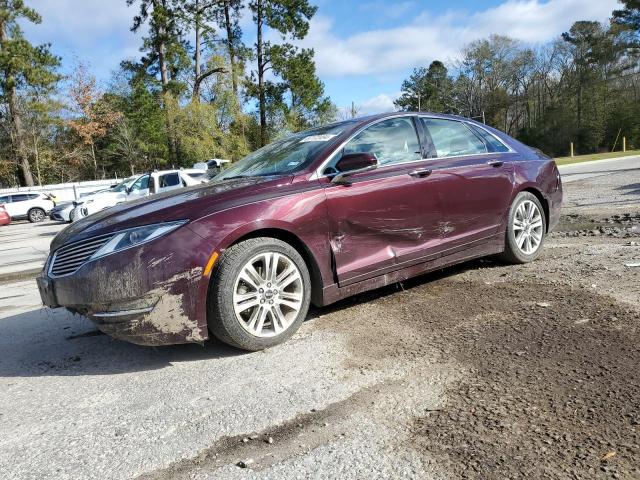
70;169;207;222
49;202;75;222
37;112;562;351
193;159;230;179
0;205;10;226
0;192;55;222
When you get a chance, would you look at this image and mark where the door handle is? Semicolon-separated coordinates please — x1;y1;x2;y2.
487;160;504;167
408;168;433;178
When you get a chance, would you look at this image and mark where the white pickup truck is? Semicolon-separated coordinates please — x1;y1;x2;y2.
70;169;207;222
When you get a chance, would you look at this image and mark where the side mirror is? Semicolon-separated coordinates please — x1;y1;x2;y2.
331;153;377;185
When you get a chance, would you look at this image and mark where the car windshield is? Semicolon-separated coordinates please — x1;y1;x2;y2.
216;121;355;180
111;177;136;192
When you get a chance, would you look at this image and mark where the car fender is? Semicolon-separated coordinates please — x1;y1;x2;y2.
193;213;331;318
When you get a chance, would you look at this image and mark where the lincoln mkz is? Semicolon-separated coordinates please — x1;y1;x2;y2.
37;113;562;350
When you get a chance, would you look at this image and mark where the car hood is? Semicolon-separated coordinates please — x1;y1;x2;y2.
51;175;295;251
52;201;74;209
76;190;123;204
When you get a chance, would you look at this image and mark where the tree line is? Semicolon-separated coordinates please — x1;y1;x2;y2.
395;1;640;157
2;1;640;187
0;0;333;187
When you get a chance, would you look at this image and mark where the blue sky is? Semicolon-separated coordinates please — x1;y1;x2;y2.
25;0;619;114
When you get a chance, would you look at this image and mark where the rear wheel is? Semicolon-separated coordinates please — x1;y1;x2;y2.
208;237;311;351
28;207;46;223
499;192;546;264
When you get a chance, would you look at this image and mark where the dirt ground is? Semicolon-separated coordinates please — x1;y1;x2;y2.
1;165;639;480
130;169;640;480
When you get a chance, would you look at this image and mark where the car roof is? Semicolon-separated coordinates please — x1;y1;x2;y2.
314;111;487;140
10;192;44;198
349;111;474;124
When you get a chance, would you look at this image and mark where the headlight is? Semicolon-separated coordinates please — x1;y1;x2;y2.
89;221;187;260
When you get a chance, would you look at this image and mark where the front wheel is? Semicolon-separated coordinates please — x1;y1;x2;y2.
208;237;312;351
28;207;46;223
499;192;546;264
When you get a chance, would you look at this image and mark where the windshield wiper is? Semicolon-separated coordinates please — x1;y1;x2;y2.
218;174;271;181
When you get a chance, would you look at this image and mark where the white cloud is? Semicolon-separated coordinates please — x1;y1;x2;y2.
301;0;620;77
356;92;401;115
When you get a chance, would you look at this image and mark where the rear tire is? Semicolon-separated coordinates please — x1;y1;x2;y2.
28;207;46;223
208;237;312;351
498;192;546;264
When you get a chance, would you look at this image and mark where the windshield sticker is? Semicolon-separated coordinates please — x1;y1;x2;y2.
287;161;301;167
300;133;339;143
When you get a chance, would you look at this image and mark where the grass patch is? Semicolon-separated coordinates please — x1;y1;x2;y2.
554;150;640;165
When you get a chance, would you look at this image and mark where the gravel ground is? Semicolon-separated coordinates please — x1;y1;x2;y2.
0;165;638;479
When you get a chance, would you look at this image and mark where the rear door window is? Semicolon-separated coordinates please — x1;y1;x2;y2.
420;118;487;158
467;124;510;152
11;194;30;202
159;172;180;188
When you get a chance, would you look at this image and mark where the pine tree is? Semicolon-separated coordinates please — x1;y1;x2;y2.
0;0;60;186
248;0;317;146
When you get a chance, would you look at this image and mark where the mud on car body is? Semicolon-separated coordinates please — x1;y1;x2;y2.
38;112;562;350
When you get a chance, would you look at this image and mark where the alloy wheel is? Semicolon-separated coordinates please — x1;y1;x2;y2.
29;209;45;222
513;200;543;255
232;252;304;338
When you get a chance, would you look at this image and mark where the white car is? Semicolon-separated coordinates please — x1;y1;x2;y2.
0;192;55;222
70;169;206;222
49;202;75;222
193;159;231;180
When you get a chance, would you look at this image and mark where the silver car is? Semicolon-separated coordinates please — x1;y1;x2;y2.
49;202;74;222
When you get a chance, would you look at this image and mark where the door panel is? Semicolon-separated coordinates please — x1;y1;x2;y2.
428;154;515;250
323;162;443;286
418;117;515;251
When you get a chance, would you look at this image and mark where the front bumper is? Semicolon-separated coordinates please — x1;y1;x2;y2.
50;210;70;222
37;226;215;346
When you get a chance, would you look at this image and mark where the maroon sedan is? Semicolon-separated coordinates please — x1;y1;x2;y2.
37;113;562;350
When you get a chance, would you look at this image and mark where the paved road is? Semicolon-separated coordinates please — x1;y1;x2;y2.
558;155;640;183
0;220;65;278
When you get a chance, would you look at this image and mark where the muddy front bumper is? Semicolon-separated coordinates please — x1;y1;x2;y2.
38;272;208;346
37;227;214;346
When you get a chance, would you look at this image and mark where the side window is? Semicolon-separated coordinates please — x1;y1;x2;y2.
159;172;180;188
11;194;29;202
342;117;421;166
421;118;487;158
468;124;510;153
29;193;40;200
131;175;150;191
0;195;11;204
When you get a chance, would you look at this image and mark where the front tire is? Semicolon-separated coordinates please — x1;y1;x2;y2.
28;207;46;223
499;192;546;264
208;237;312;351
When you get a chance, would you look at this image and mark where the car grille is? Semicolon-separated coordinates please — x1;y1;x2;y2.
49;234;113;277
